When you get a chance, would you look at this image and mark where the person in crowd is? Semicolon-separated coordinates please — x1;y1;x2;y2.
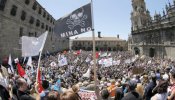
47;91;60;100
143;73;157;100
0;84;11;100
114;86;124;100
151;79;168;100
39;80;50;100
101;89;110;100
16;78;35;100
135;83;144;97
72;84;81;100
107;79;117;98
156;69;161;80
168;68;175;100
60;91;80;100
121;80;142;100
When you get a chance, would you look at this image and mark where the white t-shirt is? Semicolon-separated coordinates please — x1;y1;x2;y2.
151;93;168;100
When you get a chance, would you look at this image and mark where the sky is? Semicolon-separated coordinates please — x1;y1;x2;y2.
37;0;173;40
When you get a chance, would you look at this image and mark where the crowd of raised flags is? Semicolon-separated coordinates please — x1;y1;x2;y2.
1;1;175;99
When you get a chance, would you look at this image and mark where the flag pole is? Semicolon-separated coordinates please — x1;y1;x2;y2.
36;51;42;83
36;32;48;83
90;0;100;99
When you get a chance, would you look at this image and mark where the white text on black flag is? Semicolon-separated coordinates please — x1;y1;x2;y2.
54;3;92;38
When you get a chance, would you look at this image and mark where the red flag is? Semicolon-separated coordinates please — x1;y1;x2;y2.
37;67;43;93
17;63;26;77
76;50;81;55
96;52;99;59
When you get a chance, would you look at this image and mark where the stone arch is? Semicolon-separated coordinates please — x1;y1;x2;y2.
134;47;140;55
149;48;155;57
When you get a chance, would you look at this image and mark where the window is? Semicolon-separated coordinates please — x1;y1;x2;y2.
32;2;37;10
46;25;48;30
50;18;52;23
19;27;23;37
25;0;30;5
29;16;34;24
10;5;17;16
21;11;26;21
47;15;49;20
34;32;37;37
52;28;53;32
0;0;7;11
41;23;44;29
43;11;46;18
38;7;42;14
36;19;40;27
49;27;51;32
28;32;33;36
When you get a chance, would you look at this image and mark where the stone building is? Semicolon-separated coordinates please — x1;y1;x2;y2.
70;32;127;51
0;0;69;61
130;0;175;59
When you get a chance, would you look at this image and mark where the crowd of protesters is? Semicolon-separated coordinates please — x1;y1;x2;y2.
0;50;175;100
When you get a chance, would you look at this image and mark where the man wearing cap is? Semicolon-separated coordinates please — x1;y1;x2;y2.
121;80;142;100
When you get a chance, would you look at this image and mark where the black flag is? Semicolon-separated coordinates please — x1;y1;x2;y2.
54;3;92;38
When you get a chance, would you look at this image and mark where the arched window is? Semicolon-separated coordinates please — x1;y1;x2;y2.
25;0;30;5
46;25;48;30
32;2;37;10
34;32;37;37
10;5;17;16
0;0;7;11
36;19;40;27
50;18;52;23
41;23;44;29
38;7;42;14
49;27;51;32
29;16;34;24
21;11;26;21
19;27;23;37
43;11;46;18
47;15;50;20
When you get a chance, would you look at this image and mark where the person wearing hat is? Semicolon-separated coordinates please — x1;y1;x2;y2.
121;80;142;100
168;68;175;100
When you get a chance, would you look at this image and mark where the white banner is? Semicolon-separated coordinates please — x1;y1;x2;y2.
22;31;48;57
103;58;113;67
58;57;68;67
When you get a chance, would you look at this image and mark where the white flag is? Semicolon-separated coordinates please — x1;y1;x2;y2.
50;61;57;67
85;57;91;63
83;68;91;78
74;57;79;63
8;54;14;73
113;60;120;65
100;52;107;57
22;31;48;57
58;57;68;67
108;53;111;57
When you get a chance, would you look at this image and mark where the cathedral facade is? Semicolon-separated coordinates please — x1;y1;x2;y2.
130;0;175;59
0;0;69;61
